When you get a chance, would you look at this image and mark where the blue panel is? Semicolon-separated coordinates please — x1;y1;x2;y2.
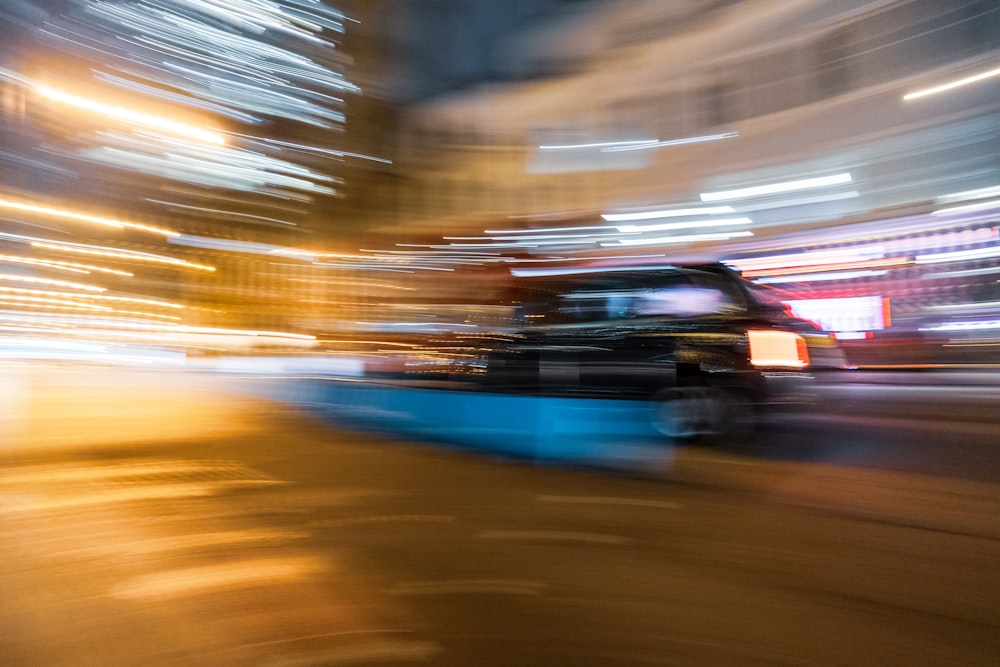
248;378;674;472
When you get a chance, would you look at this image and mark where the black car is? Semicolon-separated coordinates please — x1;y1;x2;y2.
478;262;830;438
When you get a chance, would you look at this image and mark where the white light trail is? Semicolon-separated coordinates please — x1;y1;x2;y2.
920;320;1000;332
921;266;1000;279
538;139;655;151
0;294;110;311
615;217;752;234
753;270;888;284
0;273;105;292
903;65;1000;100
935;184;1000;205
539;131;738;152
931;199;1000;216
700;173;853;202
602;231;754;247
511;264;685;278
727;247;886;272
602;206;735;222
732;190;860;212
601;131;739;152
915;246;1000;264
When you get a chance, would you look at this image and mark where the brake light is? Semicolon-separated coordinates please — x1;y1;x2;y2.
747;329;809;368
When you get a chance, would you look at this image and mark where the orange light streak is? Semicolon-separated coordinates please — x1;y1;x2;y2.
0;198;178;237
36;85;226;146
31;243;215;271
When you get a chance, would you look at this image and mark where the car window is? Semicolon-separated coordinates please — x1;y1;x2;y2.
527;269;748;324
633;286;733;316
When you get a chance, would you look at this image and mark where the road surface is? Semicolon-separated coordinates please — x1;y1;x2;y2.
1;363;997;666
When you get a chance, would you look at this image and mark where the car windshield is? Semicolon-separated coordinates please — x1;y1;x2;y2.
515;268;749;326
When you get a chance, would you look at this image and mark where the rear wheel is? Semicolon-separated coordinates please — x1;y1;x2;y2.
650;386;755;440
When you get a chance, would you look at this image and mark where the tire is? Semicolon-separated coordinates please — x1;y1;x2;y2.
650;386;756;440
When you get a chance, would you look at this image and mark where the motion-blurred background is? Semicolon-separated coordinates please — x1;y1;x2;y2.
0;0;997;367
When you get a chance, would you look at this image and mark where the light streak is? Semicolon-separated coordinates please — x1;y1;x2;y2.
485;224;604;235
0;313;77;328
915;246;1000;264
921;320;1000;332
0;253;134;276
0;294;110;311
602;231;754;247
0;287;181;310
539;131;738;152
602;206;735;222
149;201;297;228
903;65;1000;100
700;173;853;202
931;198;1000;216
105;309;182;321
168;234;311;257
539;139;656;151
741;257;908;278
753;270;889;284
280;277;417;291
0;311;314;340
511;264;684;278
601;131;739;152
921;266;1000;279
36;0;359;211
81;294;184;309
732;190;860;212
0;255;86;274
0;197;178;237
245;135;392;164
927;300;1000;311
36;85;226;145
728;228;999;272
935;184;1000;205
615;217;752;234
443;231;622;243
727;247;886;271
31;242;215;271
85;146;336;197
0;273;105;292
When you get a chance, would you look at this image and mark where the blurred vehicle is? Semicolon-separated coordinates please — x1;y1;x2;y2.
478;262;834;439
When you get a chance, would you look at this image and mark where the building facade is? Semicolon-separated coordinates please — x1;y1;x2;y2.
390;0;1000;362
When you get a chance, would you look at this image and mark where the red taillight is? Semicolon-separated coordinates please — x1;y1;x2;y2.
747;329;809;368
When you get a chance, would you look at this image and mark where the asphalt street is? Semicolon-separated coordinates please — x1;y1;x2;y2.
1;363;998;666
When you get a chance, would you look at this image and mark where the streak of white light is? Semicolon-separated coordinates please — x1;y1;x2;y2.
903;65;1000;100
915;246;1000;264
935;184;1000;205
615;217;752;234
0;273;105;292
601;131;739;152
602;206;735;222
700;173;852;202
602;231;754;247
753;270;888;284
931;198;1000;216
